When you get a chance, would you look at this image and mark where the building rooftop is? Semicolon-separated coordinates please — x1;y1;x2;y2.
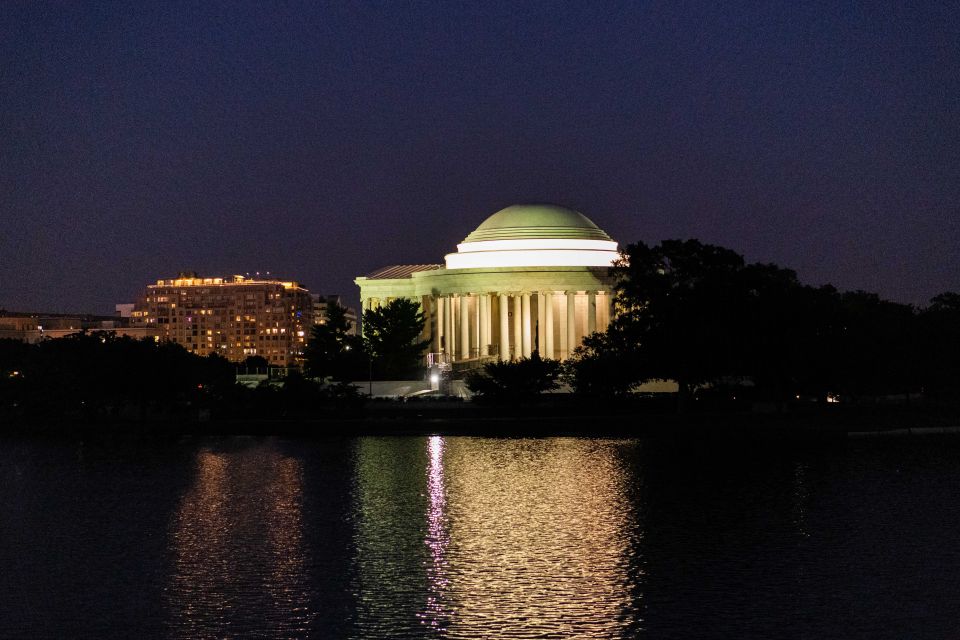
364;264;444;280
151;274;304;289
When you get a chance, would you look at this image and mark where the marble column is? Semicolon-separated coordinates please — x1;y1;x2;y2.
536;292;545;355
468;295;476;357
487;294;494;356
487;295;494;355
479;294;489;357
521;292;532;358
587;291;597;335
432;296;441;355
475;296;481;355
566;291;577;358
443;295;453;359
544;291;554;359
460;294;470;360
512;295;522;360
498;293;510;360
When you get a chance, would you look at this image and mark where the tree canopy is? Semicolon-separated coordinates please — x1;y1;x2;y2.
0;332;234;421
303;302;367;381
612;239;746;401
466;352;562;402
563;238;950;407
362;298;430;380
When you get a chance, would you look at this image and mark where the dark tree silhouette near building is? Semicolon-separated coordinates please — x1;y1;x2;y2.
361;298;429;380
466;351;562;402
303;302;366;381
566;238;942;409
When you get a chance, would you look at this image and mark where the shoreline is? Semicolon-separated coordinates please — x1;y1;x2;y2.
5;405;960;442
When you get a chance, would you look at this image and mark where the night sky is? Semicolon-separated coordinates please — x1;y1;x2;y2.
2;1;958;313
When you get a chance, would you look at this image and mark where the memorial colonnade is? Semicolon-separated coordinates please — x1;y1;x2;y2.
358;267;616;362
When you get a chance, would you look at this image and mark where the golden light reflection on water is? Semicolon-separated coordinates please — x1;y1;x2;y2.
440;438;642;638
352;437;643;639
165;442;313;638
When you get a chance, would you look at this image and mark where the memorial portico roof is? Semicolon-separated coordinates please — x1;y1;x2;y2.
364;264;443;280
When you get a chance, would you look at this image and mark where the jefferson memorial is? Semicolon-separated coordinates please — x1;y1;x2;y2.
354;204;619;362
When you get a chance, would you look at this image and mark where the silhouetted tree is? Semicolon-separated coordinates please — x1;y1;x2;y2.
1;332;235;421
563;330;645;397
612;239;747;408
569;238;932;408
919;292;960;400
832;291;918;400
303;302;367;381
466;352;562;401
362;298;430;379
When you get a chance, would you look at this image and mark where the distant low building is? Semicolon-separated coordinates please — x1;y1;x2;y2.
129;273;314;366
0;311;157;343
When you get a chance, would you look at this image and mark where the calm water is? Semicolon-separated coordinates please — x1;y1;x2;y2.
2;434;960;639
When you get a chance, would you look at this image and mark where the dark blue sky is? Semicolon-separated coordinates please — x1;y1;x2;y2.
2;0;958;312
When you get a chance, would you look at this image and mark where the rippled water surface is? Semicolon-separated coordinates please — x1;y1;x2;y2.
3;435;960;638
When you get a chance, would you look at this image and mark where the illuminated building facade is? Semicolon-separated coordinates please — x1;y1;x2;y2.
355;204;619;362
130;274;313;365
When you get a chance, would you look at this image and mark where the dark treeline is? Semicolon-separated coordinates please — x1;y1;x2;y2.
472;240;960;408
0;297;428;425
0;332;361;424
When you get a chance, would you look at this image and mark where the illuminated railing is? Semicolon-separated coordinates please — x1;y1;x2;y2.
427;352;453;371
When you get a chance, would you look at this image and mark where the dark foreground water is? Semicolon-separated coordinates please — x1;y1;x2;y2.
2;434;960;639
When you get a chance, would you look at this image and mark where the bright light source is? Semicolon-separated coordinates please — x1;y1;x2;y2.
446;247;619;269
430;373;440;384
456;238;618;253
444;238;619;269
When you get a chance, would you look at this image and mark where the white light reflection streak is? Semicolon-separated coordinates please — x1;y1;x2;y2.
421;435;452;631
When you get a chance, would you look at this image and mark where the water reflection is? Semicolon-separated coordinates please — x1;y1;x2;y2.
165;441;313;638
440;438;642;638
351;437;432;637
10;436;960;638
421;436;452;632
352;437;642;638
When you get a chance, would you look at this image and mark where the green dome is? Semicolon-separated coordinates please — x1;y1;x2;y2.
462;204;613;243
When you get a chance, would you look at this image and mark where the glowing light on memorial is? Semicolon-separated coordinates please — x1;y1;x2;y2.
445;238;619;269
